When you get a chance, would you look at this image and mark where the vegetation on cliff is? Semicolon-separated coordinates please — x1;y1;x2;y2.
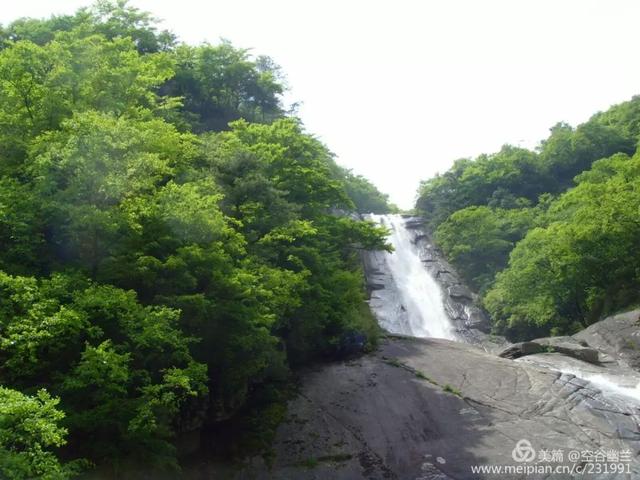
0;1;391;477
417;97;640;340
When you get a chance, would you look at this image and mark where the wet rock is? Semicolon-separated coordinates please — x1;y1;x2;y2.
443;302;466;323
446;285;472;301
498;337;600;364
366;277;387;291
532;336;600;364
412;233;428;244
362;250;392;294
462;305;491;331
498;341;545;359
420;248;438;262
235;337;640;479
435;271;459;285
403;217;425;229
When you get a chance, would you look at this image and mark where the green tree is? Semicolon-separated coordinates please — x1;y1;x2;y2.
165;43;284;132
0;271;208;472
0;3;391;474
485;152;640;339
435;205;539;293
0;387;78;480
0;32;175;173
338;167;393;214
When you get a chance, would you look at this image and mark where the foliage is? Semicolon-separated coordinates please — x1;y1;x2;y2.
0;2;390;477
0;272;208;472
416;96;640;340
0;387;80;480
417;106;638;231
435;205;541;293
416;146;547;228
163;42;285;132
484;152;640;339
337;167;394;214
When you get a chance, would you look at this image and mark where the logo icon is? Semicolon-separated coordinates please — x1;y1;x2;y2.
512;439;536;463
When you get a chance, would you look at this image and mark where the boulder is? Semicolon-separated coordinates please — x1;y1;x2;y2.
532;336;600;364
498;337;600;364
498;341;545;359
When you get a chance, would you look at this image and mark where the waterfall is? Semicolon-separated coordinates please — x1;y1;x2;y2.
368;214;456;340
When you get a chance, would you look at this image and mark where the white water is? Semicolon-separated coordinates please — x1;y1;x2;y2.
369;214;640;410
370;214;456;340
519;354;640;403
564;369;640;402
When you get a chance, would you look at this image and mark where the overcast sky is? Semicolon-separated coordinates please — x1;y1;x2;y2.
2;0;640;209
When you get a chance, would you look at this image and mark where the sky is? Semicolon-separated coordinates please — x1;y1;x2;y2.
2;0;640;209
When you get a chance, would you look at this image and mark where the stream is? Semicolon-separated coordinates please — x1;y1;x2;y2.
367;214;640;409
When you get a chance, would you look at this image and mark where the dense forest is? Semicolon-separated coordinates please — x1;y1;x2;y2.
6;0;640;477
417;96;640;340
0;2;393;478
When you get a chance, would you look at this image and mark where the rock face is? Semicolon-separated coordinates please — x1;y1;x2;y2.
497;310;640;367
194;219;640;479
239;336;640;479
362;216;493;345
405;217;489;336
573;309;640;369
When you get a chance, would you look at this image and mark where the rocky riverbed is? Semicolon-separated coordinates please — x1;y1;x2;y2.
193;216;640;479
190;317;640;480
233;317;640;479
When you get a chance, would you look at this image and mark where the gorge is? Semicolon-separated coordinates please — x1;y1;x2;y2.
234;215;640;480
2;4;640;479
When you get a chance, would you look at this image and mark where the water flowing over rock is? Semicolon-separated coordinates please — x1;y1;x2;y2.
363;214;495;346
225;217;640;479
364;214;457;340
237;336;640;479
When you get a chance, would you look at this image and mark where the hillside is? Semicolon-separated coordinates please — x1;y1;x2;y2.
416;96;640;340
0;2;392;477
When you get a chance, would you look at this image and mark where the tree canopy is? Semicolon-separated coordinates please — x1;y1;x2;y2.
416;95;640;340
0;2;391;477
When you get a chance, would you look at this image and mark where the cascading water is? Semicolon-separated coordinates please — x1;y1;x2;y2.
365;213;640;415
518;354;640;403
368;214;456;340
